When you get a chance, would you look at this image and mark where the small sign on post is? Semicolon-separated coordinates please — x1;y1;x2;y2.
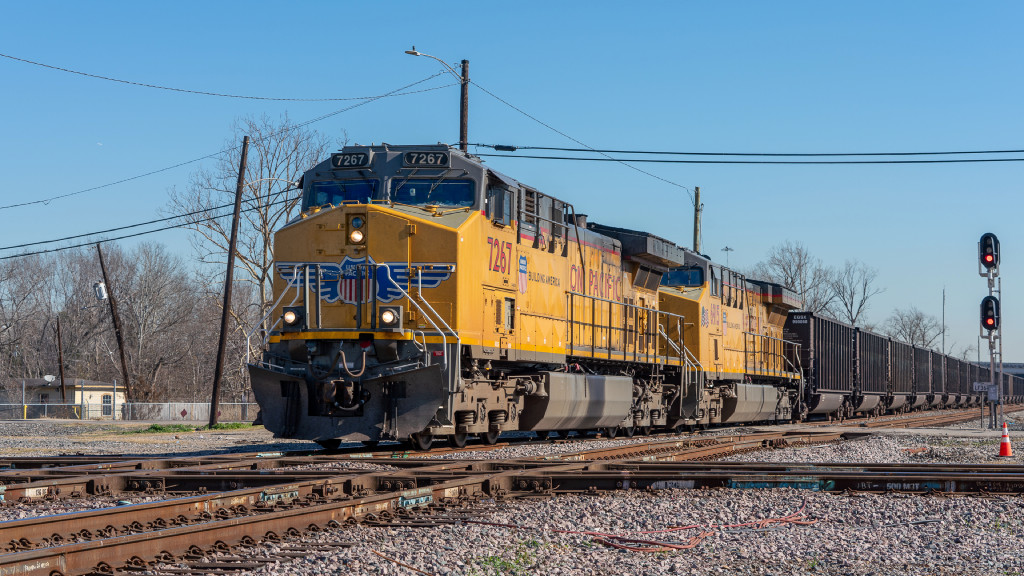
973;382;1000;402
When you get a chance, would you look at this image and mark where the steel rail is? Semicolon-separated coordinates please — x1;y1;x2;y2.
0;460;494;554
4;427;1017;576
0;431;843;574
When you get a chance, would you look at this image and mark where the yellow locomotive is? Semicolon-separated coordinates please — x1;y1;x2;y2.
249;144;802;449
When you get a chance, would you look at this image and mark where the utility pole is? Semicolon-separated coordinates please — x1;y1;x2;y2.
692;186;702;254
97;243;133;401
404;49;469;152
459;60;469;152
210;135;249;428
941;287;946;354
55;316;66;402
721;246;734;267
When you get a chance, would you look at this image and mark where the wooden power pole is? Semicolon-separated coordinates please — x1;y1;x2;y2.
97;243;133;401
209;135;250;428
459;60;469;152
692;186;702;253
55;316;67;402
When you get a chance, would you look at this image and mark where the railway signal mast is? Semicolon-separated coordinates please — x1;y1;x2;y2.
978;233;1002;429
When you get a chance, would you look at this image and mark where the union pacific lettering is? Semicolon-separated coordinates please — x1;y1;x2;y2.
568;265;621;300
569;265;585;292
589;270;622;300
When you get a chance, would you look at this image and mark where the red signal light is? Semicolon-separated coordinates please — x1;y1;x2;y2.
980;233;999;270
981;296;1000;331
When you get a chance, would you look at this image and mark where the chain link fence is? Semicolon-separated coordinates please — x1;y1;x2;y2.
0;402;259;422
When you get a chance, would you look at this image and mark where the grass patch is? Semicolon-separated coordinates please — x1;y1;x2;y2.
471;540;540;575
207;422;252;430
123;423;197;434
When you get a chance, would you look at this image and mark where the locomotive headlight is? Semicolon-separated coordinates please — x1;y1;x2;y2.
282;306;305;332
349;229;365;244
378;306;402;331
350;216;364;229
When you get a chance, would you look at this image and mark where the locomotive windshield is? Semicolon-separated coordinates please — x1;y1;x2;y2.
305;179;380;209
662;266;704;287
391;179;475;207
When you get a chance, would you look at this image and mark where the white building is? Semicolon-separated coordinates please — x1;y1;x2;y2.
0;378;126;419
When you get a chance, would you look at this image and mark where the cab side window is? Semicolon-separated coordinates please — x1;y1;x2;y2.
487;186;512;226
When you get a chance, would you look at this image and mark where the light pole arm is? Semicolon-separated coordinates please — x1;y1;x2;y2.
405;48;469;151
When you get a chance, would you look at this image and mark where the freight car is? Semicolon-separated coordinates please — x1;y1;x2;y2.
248;144;1002;448
781;312;1001;419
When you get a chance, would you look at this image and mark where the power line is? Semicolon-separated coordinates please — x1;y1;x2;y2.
0;52;452;102
477;154;1024;165
0;196;294;261
0;186;297;251
468;81;695;204
0;71;449;212
0;151;226;211
472;143;1024;157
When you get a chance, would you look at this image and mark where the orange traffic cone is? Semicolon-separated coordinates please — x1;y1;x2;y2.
999;422;1013;458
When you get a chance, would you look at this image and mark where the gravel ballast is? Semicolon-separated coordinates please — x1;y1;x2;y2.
2;418;1024;575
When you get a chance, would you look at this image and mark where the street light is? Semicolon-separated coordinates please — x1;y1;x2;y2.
405;46;469;152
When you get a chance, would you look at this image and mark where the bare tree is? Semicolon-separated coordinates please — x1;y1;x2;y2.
828;259;883;326
105;243;198;401
167;114;333;346
883;306;943;349
749;241;835;315
0;244;228;403
957;344;978;362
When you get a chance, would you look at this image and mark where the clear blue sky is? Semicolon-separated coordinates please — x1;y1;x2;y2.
2;2;1022;358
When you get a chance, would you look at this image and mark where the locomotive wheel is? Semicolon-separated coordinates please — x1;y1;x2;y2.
449;433;468;448
620;426;636;438
409;433;433;451
481;430;501;445
603;427;618;439
639;426;653;436
361;441;379;449
317;439;342;450
556;430;573;439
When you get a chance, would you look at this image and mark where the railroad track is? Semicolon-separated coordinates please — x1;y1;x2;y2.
1;409;1020;576
805;403;1023;429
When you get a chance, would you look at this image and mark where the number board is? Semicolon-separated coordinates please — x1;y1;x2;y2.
403;151;450;168
330;152;371;169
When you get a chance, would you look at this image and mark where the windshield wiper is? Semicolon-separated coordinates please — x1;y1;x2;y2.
390;168;421;205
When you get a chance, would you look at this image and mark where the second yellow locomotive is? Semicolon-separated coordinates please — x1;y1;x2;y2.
249;144;802;448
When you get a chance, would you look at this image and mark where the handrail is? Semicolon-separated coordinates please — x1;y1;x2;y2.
375;263;458;374
247;280;303;364
657;324;683;357
742;331;803;376
566;290;688;367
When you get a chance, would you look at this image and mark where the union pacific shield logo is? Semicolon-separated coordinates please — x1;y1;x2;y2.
518;256;528;294
276;257;455;304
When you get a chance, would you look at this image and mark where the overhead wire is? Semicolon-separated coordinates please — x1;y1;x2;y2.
0;191;296;260
476;154;1024;165
0;52;450;102
470;143;1024;157
0;71;450;212
468;81;696;204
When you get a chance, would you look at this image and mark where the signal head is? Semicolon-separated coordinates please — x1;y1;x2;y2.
980;233;1000;270
981;295;1000;332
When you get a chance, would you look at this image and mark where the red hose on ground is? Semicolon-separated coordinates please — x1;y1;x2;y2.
464;501;818;553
